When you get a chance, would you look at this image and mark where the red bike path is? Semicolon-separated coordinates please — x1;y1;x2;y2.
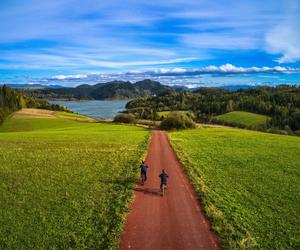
119;130;219;250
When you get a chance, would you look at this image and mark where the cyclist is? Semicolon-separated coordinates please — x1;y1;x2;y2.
140;161;148;185
159;169;169;194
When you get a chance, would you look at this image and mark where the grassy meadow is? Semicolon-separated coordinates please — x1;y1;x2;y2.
169;127;300;249
214;111;270;127
0;110;150;249
54;111;96;122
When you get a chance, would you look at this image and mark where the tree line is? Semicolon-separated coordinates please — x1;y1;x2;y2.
0;85;68;124
125;85;300;132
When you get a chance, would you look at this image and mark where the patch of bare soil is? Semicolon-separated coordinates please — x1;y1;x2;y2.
13;108;56;119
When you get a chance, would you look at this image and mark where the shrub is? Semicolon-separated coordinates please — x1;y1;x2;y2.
113;113;135;123
294;130;300;136
160;112;196;130
284;125;294;135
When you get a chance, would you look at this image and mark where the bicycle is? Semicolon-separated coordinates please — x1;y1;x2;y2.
161;183;167;196
141;172;146;185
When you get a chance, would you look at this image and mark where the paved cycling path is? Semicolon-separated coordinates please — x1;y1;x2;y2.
119;130;219;250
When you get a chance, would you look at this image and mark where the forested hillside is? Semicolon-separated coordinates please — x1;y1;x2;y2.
19;79;173;100
0;86;67;124
126;85;300;131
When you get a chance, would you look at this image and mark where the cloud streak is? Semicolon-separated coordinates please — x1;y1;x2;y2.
3;64;300;88
49;64;300;81
125;64;300;77
265;0;300;63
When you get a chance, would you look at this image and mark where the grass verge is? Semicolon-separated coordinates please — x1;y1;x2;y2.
169;127;300;249
0;112;150;249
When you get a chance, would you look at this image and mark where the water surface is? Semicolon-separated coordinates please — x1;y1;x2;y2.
50;100;128;119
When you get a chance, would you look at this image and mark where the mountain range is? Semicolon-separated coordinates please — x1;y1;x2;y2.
4;80;258;100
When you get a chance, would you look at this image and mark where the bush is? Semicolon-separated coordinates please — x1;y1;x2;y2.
160;112;196;130
113;113;135;123
284;125;294;135
294;130;300;136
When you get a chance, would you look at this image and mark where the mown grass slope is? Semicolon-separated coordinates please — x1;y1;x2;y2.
215;111;270;127
0;110;149;249
169;128;300;249
54;111;96;122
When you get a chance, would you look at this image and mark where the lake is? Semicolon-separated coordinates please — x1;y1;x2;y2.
50;100;128;119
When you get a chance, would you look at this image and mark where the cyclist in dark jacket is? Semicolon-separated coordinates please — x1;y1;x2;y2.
140;161;148;182
159;169;169;191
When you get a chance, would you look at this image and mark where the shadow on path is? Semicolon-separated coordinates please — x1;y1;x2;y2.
134;187;162;197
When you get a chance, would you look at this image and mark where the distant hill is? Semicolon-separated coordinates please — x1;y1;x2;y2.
20;79;173;100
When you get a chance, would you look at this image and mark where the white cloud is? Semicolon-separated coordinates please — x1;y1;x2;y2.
48;64;300;82
155;68;187;74
147;64;298;74
50;74;88;80
7;63;299;87
219;64;246;72
273;66;287;72
265;0;300;63
202;64;290;73
183;84;199;89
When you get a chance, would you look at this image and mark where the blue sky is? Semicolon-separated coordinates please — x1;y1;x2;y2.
0;0;300;87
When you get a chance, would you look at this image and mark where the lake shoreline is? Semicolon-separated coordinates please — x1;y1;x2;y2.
46;98;132;102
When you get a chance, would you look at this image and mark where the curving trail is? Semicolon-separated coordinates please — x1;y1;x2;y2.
119;130;219;250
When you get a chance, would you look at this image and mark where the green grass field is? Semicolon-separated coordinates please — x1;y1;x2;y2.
54;111;96;122
215;111;270;127
169;128;300;249
0;111;149;249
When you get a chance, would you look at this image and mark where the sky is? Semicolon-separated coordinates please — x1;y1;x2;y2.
0;0;300;87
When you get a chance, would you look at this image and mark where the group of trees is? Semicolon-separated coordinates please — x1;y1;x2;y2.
0;86;67;124
126;85;300;131
0;85;26;124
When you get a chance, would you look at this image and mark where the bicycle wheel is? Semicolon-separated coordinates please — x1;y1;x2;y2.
141;173;145;185
161;184;166;195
